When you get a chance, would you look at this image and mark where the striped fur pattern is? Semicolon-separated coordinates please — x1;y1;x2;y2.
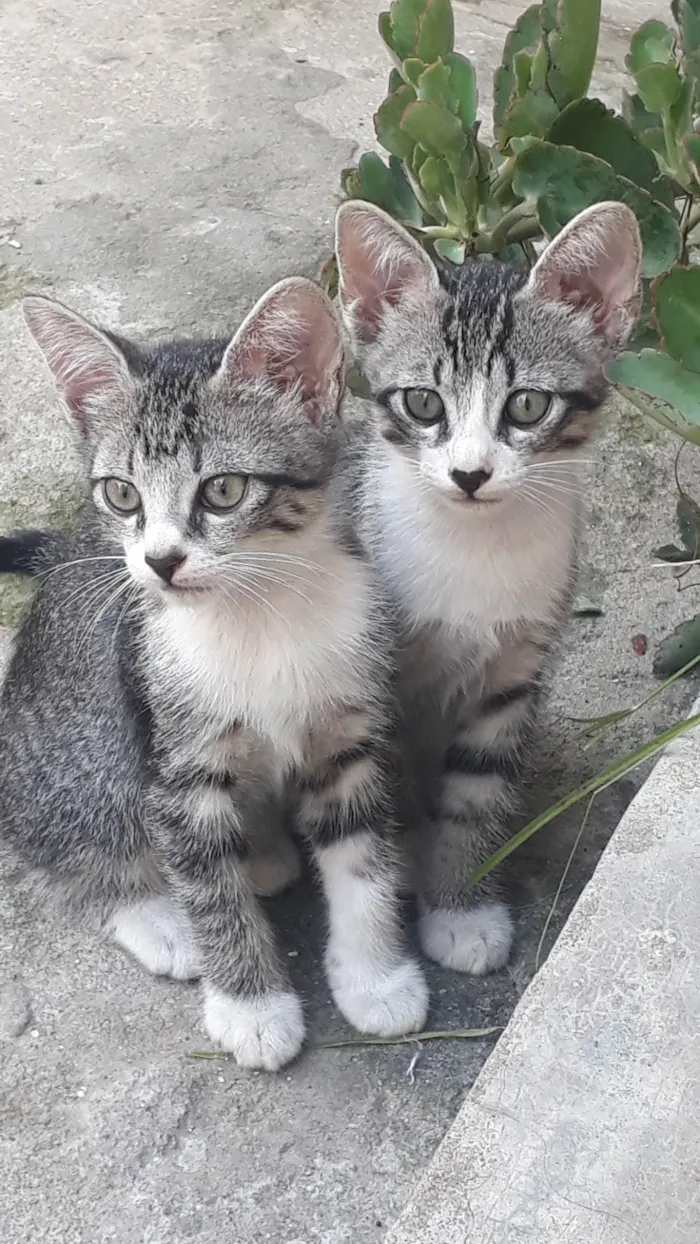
0;282;428;1070
336;201;642;974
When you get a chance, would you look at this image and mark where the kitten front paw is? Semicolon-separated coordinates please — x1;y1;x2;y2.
242;838;302;897
203;988;305;1071
419;902;513;975
328;957;429;1037
107;897;201;980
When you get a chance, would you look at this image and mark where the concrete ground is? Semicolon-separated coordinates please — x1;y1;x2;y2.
0;2;696;1242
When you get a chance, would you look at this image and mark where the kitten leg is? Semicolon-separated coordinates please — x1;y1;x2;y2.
419;634;544;974
107;896;201;980
241;788;302;897
299;709;429;1036
152;767;304;1071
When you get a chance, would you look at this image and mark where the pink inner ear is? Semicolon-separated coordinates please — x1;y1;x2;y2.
336;205;437;345
221;281;343;422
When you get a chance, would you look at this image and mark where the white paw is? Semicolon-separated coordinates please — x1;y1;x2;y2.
328;956;429;1037
107;897;201;980
203;988;305;1071
419;902;513;975
242;838;302;897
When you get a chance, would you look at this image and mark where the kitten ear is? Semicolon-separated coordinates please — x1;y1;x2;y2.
217;277;344;424
335;201;439;346
23;295;134;431
528;202;642;353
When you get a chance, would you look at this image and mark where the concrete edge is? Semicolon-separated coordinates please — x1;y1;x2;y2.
384;695;700;1244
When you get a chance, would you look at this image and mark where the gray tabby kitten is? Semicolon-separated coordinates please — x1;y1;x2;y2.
334;200;642;976
0;279;428;1070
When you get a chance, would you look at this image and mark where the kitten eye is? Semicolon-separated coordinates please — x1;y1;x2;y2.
102;478;142;515
200;474;248;512
504;390;551;427
403;388;445;424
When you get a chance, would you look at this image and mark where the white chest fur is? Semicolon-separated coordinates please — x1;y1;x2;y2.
147;543;374;762
373;454;578;643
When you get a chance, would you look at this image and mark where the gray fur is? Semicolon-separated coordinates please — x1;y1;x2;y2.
335;201;642;974
0;282;428;1068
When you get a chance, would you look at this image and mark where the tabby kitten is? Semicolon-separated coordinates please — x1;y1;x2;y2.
335;200;642;975
0;280;428;1070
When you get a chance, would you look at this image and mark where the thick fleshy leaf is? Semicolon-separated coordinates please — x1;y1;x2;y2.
402;58;425;86
434;238;466;264
500;88;560;147
622;89;661;137
388;0;426;60
548;99;674;207
401;100;467;169
416;0;454;64
388;68;404;93
672;0;700;104
653;543;691;562
634;62;682;115
445;52;478;131
493;4;541;135
654;613;700;677
546;0;601;109
379;10;397;56
418;153;456;201
417;60;453;107
653;267;700;373
388;155;425;225
626;20;676;73
685;131;700;184
512;141;681;276
606;349;700;444
374;85;417;159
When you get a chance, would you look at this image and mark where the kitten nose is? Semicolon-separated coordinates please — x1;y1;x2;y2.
144;550;186;583
451;468;493;497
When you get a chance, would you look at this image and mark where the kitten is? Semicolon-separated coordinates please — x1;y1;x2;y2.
0;280;428;1070
334;200;642;975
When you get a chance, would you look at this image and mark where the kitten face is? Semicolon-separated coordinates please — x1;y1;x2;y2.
23;280;344;598
336;201;641;508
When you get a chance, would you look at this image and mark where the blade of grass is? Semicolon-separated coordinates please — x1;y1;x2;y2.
534;791;597;972
570;650;700;745
465;712;700;889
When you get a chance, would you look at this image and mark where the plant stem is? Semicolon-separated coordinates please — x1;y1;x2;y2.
490;156;516;202
420;225;464;240
465;712;700;888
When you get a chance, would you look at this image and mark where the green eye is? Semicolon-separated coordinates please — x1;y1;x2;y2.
403;388;445;424
201;474;248;512
102;478;142;515
504;390;552;427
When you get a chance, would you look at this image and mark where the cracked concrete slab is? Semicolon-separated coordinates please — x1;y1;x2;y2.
1;2;697;1242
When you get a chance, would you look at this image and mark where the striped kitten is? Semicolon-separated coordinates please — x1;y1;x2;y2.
0;279;428;1070
335;201;642;975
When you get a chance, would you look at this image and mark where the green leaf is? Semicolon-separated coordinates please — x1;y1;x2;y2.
402;58;426;87
653;268;700;373
434;238;466;263
626;20;676;73
346;364;372;399
388;155;425;225
418;153;455;200
606;349;700;444
379;10;397;56
388;0;426;60
654;614;700;677
493;4;541;135
635;62;682;115
546;0;601;109
672;0;700;106
445;52;478;131
547;99;674;207
417;59;453;107
512;142;681;276
416;0;454;64
676;492;700;552
573;594;603;616
375;85;418;159
500;89;560;147
622;89;661;137
401;100;467;169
